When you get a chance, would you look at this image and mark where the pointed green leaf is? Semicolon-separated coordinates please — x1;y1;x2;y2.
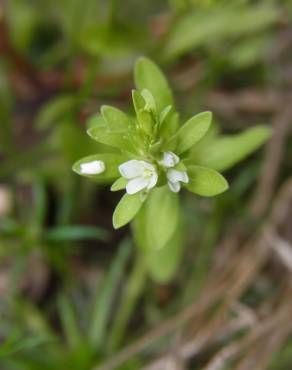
101;105;132;131
160;111;180;140
167;111;212;154
73;154;126;181
87;114;105;129
111;177;128;191
134;57;173;114
192;125;271;172
186;166;228;196
113;193;143;229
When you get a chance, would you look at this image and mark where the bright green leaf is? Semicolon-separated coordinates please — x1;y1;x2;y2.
87;125;135;152
134;57;173;114
167;111;212;154
113;193;143;229
87;114;105;129
101;105;132;131
186;166;228;196
160;111;180;140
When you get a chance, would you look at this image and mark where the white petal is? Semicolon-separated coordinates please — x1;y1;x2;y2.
126;177;149;194
159;152;180;168
181;171;189;183
80;160;105;175
119;160;143;179
147;172;158;189
167;169;188;184
140;161;156;172
168;181;181;193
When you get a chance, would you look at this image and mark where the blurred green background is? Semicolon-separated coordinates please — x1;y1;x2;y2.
1;0;292;369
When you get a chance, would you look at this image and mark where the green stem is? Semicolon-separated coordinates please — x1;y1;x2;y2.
107;252;147;353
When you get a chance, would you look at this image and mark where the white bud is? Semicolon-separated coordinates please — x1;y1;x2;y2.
80;160;105;175
159;152;180;168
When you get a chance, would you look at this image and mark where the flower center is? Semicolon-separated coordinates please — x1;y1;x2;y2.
143;167;154;178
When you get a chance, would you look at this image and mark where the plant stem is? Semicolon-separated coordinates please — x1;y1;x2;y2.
107;251;147;353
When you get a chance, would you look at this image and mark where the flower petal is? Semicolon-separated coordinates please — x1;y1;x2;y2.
119;160;143;179
126;177;149;194
159;151;180;168
147;172;158;189
167;169;189;184
140;161;156;172
168;181;181;193
181;171;189;183
80;160;105;175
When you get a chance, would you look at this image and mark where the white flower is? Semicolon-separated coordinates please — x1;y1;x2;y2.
119;160;158;195
159;151;180;168
159;151;189;193
80;160;105;175
167;169;189;193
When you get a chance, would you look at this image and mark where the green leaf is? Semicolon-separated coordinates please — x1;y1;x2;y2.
101;105;132;131
192;125;271;172
45;225;108;242
141;89;156;112
167;111;212;154
73;153;126;181
87;114;105;129
144;219;184;283
87;125;135;152
113;193;143;229
159;105;172;125
133;186;179;251
134;57;173;114
160;111;180;140
132;188;182;282
111;177;128;191
186;166;228;197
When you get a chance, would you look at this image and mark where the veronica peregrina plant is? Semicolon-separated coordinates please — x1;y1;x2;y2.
73;57;270;282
